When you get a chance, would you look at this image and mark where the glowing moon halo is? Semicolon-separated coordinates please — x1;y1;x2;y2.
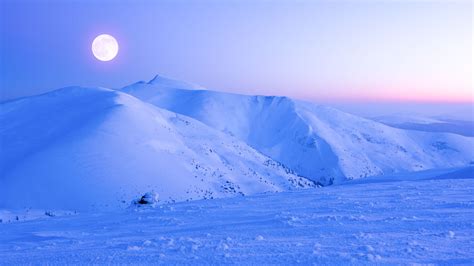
92;34;119;61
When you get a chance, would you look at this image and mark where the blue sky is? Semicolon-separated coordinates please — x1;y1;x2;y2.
0;0;472;103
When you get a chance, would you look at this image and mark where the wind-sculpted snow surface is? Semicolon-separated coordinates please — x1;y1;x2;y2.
0;87;314;210
0;174;473;264
122;75;474;184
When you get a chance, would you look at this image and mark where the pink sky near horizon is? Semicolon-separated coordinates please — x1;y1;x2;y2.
304;85;474;104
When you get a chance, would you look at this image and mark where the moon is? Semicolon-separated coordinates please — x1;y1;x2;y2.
92;34;119;61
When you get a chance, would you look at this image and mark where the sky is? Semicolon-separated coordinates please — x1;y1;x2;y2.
0;0;472;104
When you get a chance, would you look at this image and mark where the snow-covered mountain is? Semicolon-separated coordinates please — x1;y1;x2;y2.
0;87;314;210
2;75;472;210
122;75;474;185
371;114;474;137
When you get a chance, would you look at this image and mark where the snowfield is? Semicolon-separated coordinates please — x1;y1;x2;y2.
1;172;473;264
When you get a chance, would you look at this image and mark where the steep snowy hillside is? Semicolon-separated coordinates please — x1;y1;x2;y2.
122;76;474;184
0;87;314;210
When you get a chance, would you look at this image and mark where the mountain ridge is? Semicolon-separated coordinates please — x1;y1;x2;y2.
0;86;315;210
122;75;474;184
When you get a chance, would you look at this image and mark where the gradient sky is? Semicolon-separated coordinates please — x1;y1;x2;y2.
0;0;472;103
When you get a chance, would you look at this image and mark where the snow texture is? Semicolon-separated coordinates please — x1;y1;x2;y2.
0;170;473;264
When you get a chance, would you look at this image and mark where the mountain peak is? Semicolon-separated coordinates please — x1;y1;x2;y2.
148;74;164;84
121;74;204;92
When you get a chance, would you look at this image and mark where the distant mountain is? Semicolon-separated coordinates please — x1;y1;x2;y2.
122;75;474;185
0;87;314;210
371;114;474;137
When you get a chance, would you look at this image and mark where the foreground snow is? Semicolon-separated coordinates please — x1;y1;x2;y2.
1;175;473;264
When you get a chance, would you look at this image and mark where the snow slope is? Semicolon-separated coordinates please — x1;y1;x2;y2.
122;76;474;185
0;86;314;210
1;174;473;264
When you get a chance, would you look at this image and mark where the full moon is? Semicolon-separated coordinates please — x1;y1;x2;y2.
91;34;119;61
